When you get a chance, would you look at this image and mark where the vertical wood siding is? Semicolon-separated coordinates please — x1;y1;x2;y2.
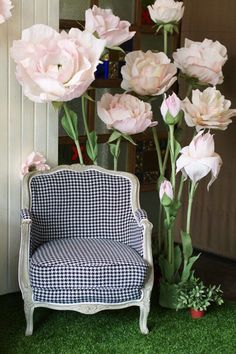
0;0;59;295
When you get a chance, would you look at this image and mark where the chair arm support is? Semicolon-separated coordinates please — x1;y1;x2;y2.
134;209;148;226
19;216;32;295
21;208;32;223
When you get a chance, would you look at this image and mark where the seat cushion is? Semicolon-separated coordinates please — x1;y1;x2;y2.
30;238;148;304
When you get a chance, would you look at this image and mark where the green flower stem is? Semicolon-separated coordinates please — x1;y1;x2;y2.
158;204;163;252
163;28;168;55
163;137;170;176
186;181;198;234
165;206;173;264
169;125;176;192
177;174;185;202
81;95;97;165
114;137;121;171
152;126;164;176
63;104;84;165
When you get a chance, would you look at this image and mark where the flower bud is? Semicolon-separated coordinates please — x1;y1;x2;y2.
159;180;174;207
161;92;182;125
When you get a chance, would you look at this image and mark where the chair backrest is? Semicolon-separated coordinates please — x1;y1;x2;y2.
25;166;143;255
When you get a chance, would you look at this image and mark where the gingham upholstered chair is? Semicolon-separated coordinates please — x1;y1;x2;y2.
19;164;154;336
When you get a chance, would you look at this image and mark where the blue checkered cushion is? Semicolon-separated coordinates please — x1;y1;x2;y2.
30;238;148;304
29;169;144;256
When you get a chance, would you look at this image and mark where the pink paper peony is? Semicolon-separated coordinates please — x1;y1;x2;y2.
85;5;135;48
21;152;50;177
148;0;184;24
176;131;222;189
173;38;227;86
121;50;177;96
0;0;13;24
159;180;174;206
161;92;181;121
10;24;106;103
182;87;236;131
97;93;157;135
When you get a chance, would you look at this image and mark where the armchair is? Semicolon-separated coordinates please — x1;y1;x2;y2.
19;165;154;335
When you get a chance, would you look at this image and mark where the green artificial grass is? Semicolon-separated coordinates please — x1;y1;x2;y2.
0;290;235;354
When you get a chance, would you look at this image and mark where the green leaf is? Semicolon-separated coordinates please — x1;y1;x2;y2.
159;255;175;283
169;200;181;217
181;254;200;282
89;130;98;147
181;231;193;260
174;140;181;160
108;130;122;143
82;92;95;102
157;175;165;190
121;134;136;145
61;109;78;141
109;143;120;159
174;245;182;274
106;46;125;54
52;101;63;110
86;131;98;161
86;140;93;161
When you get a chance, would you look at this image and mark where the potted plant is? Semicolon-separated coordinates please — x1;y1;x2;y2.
176;278;224;318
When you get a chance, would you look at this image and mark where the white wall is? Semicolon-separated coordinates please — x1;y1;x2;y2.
0;0;59;295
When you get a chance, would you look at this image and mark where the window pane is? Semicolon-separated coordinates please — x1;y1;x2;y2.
141;33;174;57
99;0;135;23
97;141;129;171
60;0;90;20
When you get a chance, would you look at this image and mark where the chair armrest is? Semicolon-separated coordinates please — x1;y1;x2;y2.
19;209;32;294
21;208;32;223
134;209;148;226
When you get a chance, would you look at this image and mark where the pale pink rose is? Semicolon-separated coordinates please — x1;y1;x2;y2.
121;50;177;96
0;0;13;24
10;24;106;103
97;93;157;135
21;152;50;177
173;38;227;86
182;87;236;131
159;180;174;201
85;5;135;48
161;92;181;120
148;0;184;24
176;131;222;189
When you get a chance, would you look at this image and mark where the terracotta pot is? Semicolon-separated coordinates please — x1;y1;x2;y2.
190;308;205;319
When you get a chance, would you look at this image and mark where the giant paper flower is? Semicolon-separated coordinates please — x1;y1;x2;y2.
0;0;13;24
97;93;156;135
121;50;177;96
176;131;222;189
10;24;106;103
182;87;236;131
148;0;184;24
85;5;135;48
21;152;50;177
173;38;227;86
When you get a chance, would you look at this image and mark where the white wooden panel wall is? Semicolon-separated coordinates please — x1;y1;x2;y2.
0;0;59;295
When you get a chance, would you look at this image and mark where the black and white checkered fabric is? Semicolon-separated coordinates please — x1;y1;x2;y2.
26;168;149;304
30;238;147;303
32;288;142;304
29;169;144;256
21;208;31;220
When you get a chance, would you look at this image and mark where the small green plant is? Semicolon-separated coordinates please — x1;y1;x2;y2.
176;278;224;311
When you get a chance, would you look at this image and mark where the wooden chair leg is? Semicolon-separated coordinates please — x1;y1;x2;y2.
24;304;34;336
139;301;150;335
